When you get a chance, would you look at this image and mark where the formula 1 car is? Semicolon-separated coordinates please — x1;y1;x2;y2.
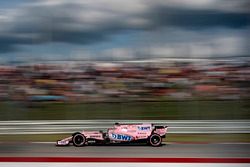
57;123;168;147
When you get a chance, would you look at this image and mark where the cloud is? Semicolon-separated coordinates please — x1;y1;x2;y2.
0;0;249;58
96;27;249;60
0;0;149;52
153;0;250;13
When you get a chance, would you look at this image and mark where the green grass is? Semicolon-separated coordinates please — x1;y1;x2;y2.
0;100;249;120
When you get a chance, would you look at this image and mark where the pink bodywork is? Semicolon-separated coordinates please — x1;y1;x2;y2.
57;123;168;145
109;124;153;141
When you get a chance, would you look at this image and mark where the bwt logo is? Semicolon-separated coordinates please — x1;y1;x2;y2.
138;126;150;131
111;134;132;141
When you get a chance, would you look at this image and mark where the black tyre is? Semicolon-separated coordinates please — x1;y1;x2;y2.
149;133;162;147
72;133;86;147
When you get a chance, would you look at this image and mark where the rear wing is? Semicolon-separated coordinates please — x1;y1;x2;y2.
153;125;168;134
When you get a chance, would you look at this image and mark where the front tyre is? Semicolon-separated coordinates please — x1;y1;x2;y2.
149;133;162;147
72;133;86;147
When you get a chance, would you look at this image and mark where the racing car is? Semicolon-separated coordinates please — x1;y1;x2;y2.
57;123;168;147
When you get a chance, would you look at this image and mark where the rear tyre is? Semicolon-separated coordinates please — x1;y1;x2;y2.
149;133;162;147
72;133;86;147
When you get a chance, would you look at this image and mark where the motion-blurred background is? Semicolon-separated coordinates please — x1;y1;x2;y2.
0;0;249;143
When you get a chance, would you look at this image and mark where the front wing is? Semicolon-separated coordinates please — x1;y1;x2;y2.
56;136;72;146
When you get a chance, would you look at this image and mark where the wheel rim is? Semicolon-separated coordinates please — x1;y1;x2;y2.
74;134;84;145
151;135;161;145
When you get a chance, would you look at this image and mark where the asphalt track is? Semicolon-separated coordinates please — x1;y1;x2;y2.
0;142;249;158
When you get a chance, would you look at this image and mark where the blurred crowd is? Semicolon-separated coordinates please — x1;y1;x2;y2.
0;59;249;103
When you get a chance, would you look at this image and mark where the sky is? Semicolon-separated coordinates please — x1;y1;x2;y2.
0;0;249;63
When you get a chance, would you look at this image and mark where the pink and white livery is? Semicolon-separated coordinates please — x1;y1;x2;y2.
57;123;168;147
